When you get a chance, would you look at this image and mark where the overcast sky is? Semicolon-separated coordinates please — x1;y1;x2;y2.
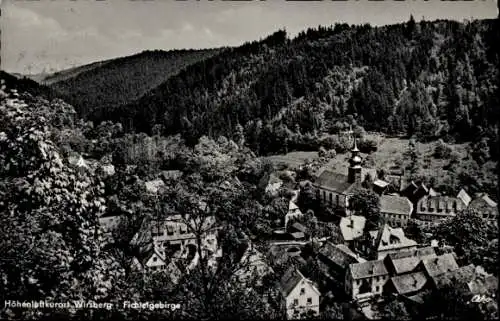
1;0;497;75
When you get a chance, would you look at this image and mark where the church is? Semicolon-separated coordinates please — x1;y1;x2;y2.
313;138;373;213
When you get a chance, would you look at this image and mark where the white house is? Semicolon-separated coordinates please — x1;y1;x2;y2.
279;268;320;319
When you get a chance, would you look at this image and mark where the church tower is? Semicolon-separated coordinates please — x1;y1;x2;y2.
348;137;362;183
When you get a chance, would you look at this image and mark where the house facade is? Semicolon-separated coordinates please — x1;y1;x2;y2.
345;260;390;300
365;224;418;260
280;268;321;319
379;195;413;228
415;195;466;227
468;193;498;226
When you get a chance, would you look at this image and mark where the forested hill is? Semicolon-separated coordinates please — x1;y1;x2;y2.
48;48;221;120
109;18;496;156
0;70;57;100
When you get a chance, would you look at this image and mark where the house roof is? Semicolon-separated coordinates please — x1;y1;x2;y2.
428;188;439;197
314;171;354;194
380;195;413;215
318;242;363;269
291;222;308;233
388;272;428;295
385;248;437;275
279;268;319;297
471;193;498;208
339;215;366;241
421;253;459;277
387;246;437;261
349;260;388;279
457;189;472;207
373;224;417;252
373;179;389;188
291;232;306;239
136;243;166;267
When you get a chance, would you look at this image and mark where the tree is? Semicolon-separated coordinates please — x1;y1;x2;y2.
379;298;411;320
430;209;498;274
348;188;380;226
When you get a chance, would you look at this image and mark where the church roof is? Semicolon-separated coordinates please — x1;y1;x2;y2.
314;171;355;194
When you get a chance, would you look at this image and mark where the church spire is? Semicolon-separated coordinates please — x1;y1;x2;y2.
348;126;362;183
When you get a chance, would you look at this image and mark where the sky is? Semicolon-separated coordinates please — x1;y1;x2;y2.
1;0;497;75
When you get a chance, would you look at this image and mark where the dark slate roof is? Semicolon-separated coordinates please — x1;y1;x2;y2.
279;268;304;297
380;195;413;215
349;260;388;279
314;171;354;194
388;272;428;295
318;242;362;269
421;253;459;277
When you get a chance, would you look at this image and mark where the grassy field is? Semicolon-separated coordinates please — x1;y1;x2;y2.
265;151;318;168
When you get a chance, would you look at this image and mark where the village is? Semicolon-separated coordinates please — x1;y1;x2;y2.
72;129;498;320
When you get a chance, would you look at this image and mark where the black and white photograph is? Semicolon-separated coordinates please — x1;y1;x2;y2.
0;0;498;319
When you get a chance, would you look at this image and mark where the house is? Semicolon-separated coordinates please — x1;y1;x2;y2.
339;215;366;249
372;179;389;195
264;173;283;197
314;139;364;211
365;224;418;260
317;242;365;281
131;243;168;273
98;212;123;233
383;272;429;297
419;253;459;278
456;188;472;207
379;195;413;228
279;268;320;319
468;193;498;226
415;195;466;227
131;214;218;259
345;260;389;300
285;201;304;228
401;181;429;205
383;247;437;276
384;166;405;192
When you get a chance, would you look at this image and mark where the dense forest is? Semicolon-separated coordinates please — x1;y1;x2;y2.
49;49;220;121
46;18;498;157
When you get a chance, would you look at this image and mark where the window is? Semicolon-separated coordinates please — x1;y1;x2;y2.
293;299;298;306
152;256;157;262
300;288;305;295
307;298;312;305
336;194;339;205
329;193;332;204
375;286;380;292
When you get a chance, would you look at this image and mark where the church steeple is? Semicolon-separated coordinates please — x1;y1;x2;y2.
348;134;362;183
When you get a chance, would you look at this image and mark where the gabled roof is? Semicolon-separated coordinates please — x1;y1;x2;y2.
314;171;354;194
380;195;413;215
349;260;388;279
421;253;459;277
318;242;364;269
339;215;366;242
388;272;428;295
136;243;166;267
373;224;417;252
279;268;319;297
457;189;472;207
385;248;437;275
